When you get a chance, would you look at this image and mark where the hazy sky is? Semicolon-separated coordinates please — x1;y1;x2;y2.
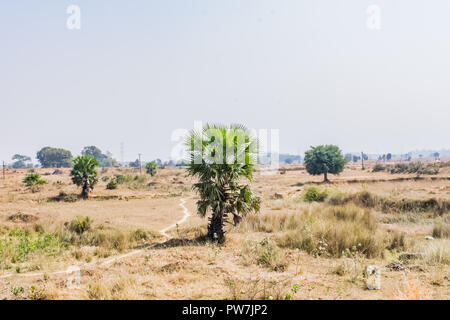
1;1;449;163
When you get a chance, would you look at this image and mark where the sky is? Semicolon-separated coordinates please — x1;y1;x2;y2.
1;1;449;163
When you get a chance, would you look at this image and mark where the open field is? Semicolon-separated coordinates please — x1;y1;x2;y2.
0;164;449;300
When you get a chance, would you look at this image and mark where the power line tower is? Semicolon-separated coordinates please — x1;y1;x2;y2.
138;153;142;174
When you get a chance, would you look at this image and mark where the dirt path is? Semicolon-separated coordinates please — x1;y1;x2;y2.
0;197;192;280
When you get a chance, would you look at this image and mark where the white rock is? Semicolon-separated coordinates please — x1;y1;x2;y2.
425;236;434;240
366;265;381;290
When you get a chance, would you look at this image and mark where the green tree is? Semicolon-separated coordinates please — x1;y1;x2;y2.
145;161;157;176
344;153;353;162
70;155;99;199
129;159;140;168
23;173;47;187
304;145;346;182
36;147;73;168
12;154;31;169
81;146;117;167
185;124;260;242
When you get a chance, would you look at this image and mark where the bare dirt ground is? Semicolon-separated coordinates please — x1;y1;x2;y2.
0;164;449;300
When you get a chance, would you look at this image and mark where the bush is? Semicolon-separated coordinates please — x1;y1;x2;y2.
130;175;149;189
0;229;70;266
372;163;386;172
106;178;118;190
50;191;78;203
66;216;92;235
256;239;287;271
23;173;48;187
387;162;439;175
303;186;328;202
115;175;133;185
145;161;157;176
130;229;158;242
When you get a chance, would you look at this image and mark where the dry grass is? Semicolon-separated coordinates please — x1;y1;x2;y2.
240;238;288;271
0;165;449;300
432;218;450;239
327;190;450;215
225;275;299;300
239;204;383;258
86;276;140;300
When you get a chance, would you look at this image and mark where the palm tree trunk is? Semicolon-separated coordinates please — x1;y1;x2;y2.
323;171;328;183
82;183;89;199
208;210;225;243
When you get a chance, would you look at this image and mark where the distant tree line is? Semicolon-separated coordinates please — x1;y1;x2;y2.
7;146;119;169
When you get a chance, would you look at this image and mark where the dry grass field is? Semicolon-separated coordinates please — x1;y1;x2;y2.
0;163;449;300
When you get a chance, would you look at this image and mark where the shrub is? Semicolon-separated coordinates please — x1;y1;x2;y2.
303;186;328;202
145;161;157;176
387;162;439;175
0;229;70;266
66;216;92;235
50;191;78;203
23;173;48;187
372;163;386;172
115;175;133;185
130;175;149;189
106;178;118;190
255;239;287;271
130;229;158;242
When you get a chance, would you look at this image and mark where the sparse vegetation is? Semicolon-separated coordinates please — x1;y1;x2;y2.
106;177;118;190
23;173;48;188
1;159;448;300
241;204;383;258
386;162;439;175
326;190;450;215
372;163;386;172
303;186;328;202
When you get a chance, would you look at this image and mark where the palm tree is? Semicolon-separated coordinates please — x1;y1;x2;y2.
70;155;99;199
146;161;157;176
185;124;260;242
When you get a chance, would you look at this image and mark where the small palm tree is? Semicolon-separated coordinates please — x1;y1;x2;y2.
146;161;157;176
70;155;99;199
185;124;260;242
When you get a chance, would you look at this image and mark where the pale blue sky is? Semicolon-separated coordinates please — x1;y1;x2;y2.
1;1;449;163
